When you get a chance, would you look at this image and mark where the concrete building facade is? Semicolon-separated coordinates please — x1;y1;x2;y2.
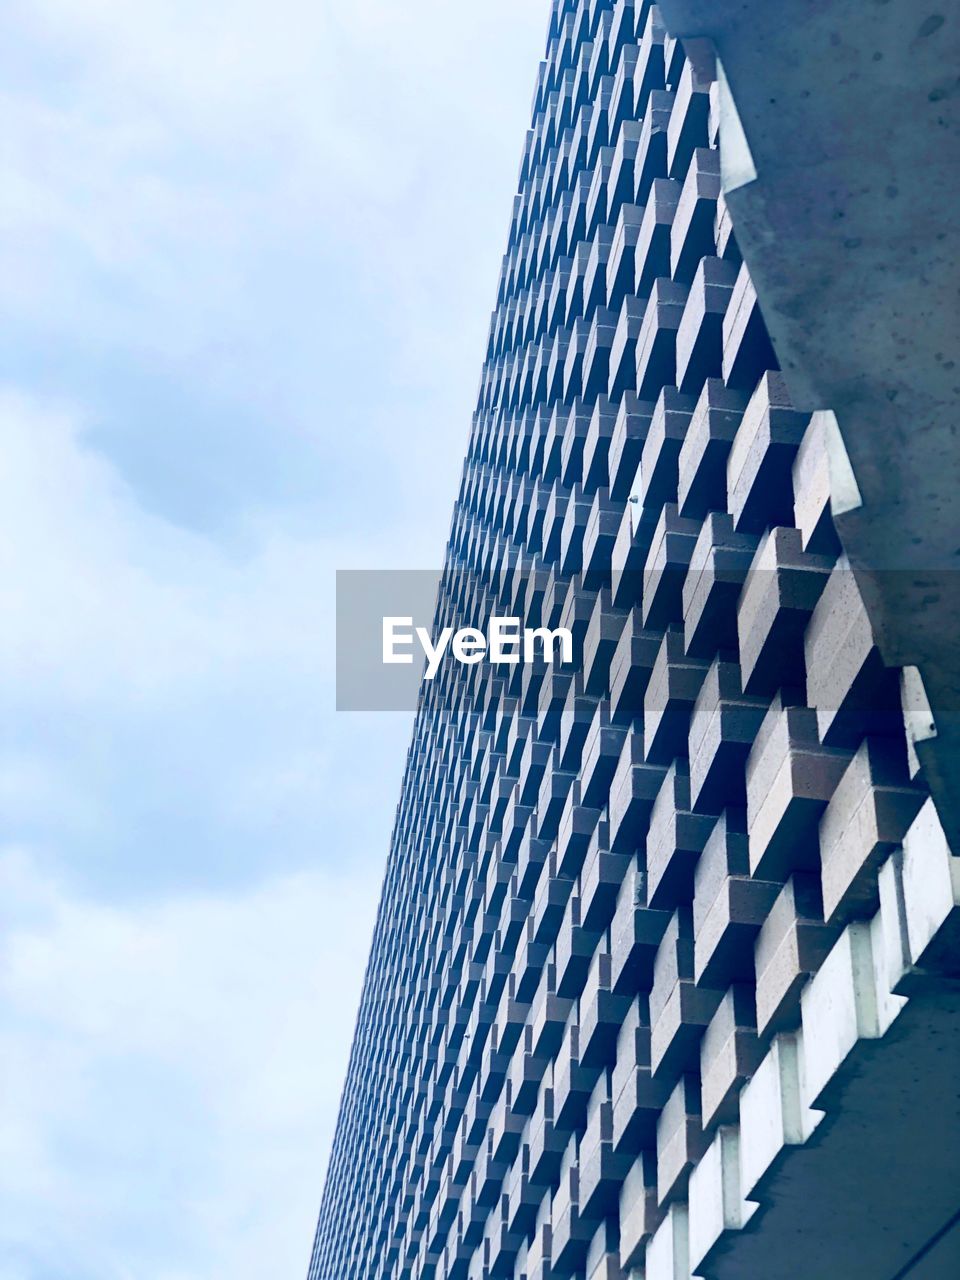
309;2;960;1277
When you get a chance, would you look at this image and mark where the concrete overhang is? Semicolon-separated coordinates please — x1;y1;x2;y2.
655;0;960;848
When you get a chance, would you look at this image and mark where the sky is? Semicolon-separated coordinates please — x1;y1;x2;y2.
0;2;549;1276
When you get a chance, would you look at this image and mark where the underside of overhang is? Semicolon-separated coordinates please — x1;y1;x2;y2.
649;5;960;1276
654;0;960;853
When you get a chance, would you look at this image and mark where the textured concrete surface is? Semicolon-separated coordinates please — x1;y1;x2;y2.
656;0;960;851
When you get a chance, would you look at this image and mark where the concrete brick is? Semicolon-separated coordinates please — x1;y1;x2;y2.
676;379;748;520
638;387;697;515
670;147;721;285
646;763;715;911
618;1151;662;1270
636;280;689;401
726;372;808;534
688;1125;752;1272
754;874;837;1036
693;812;779;989
736;526;832;697
819;735;925;927
745;698;851;884
645;1202;692;1280
700;984;763;1130
657;1077;706;1209
682;514;758;659
641;506;701;632
738;1033;821;1202
675;256;740;394
805;557;903;747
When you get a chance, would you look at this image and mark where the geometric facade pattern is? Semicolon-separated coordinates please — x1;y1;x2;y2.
307;2;956;1277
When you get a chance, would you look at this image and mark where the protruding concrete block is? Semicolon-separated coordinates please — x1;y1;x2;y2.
647;763;715;911
611;500;659;609
688;658;767;813
642;506;702;632
667;52;714;181
636;280;689;400
581;827;630;933
819;735;925;927
682;513;758;659
700;984;763;1129
609;723;666;851
582;591;627;696
754;874;836;1036
644;629;709;766
609;394;656;499
632;3;667;117
553;1018;596;1131
634;91;675;203
800;921;880;1109
634;178;681;293
714;188;738;265
791;411;842;557
656;1074;707;1205
609;295;648;398
638;387;697;516
607;201;648;307
550;1158;595;1274
581;949;632;1067
721;262;777;392
736;526;832;696
805;557;903;747
746;698;850;884
619;1151;662;1270
688;1125;753;1272
693;811;779;989
585;1218;624;1280
613;997;672;1156
900;798;960;982
555;892;599;999
671;147;721;285
677;379;748;519
610;863;672;996
726;372;808;534
676;257;740;395
738;1032;822;1201
610;610;662;723
580;1091;633;1219
650;909;722;1083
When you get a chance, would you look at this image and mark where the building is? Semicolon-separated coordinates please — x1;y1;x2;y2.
308;2;960;1277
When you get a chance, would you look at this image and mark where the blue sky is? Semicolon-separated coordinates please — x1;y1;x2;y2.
0;2;547;1276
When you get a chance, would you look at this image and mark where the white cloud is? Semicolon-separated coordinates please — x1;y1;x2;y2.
0;387;410;1277
0;1;551;1276
0;1;549;546
0;847;381;1280
0;388;339;701
0;386;413;893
